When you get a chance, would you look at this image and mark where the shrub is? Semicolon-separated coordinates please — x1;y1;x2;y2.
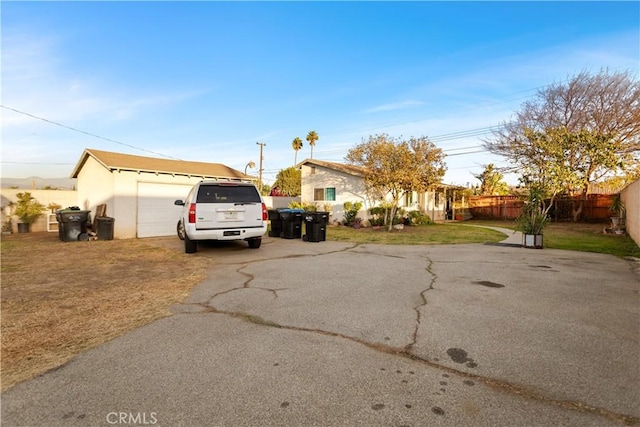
288;201;317;211
369;204;406;226
343;201;363;226
407;210;432;225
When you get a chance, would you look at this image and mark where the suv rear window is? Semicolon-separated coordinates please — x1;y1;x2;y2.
196;184;261;203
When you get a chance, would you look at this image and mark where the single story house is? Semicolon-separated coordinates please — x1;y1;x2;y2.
71;148;253;238
298;159;464;223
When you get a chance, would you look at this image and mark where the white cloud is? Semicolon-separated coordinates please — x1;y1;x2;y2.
362;100;425;114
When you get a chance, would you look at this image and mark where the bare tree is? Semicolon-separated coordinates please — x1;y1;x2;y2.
485;69;640;220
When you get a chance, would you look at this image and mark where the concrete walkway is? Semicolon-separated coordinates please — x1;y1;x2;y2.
472;225;523;246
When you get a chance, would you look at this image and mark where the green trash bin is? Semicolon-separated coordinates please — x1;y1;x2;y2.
268;209;283;238
97;217;115;240
56;208;91;242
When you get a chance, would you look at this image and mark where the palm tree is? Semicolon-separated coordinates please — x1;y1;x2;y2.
306;130;319;159
292;137;303;165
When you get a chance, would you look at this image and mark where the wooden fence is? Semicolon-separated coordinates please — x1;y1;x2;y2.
469;194;616;222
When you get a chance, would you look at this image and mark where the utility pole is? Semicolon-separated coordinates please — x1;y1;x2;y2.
256;142;266;191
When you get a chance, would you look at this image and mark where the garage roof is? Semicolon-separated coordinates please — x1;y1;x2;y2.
71;148;250;180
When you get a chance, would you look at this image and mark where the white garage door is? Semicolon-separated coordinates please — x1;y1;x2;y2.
137;182;193;238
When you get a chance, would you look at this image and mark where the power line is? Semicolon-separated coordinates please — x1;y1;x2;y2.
1;105;182;160
2;161;75;165
445;149;488;157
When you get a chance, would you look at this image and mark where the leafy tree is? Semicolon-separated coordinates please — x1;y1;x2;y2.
306;130;319;159
292;137;303;165
473;164;510;195
346;134;446;231
271;166;301;196
260;183;271;196
485;69;640;221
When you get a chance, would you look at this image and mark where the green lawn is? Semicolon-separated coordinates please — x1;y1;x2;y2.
326;223;506;245
325;220;640;258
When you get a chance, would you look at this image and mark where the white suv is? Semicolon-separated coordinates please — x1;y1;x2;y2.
174;181;268;253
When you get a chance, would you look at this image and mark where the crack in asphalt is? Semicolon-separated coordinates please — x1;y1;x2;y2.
191;304;639;426
405;255;435;352
237;262;253;288
181;246;639;427
196;243;362;306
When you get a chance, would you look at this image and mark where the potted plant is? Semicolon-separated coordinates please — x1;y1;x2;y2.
47;202;62;213
609;194;625;234
13;192;46;233
517;185;550;249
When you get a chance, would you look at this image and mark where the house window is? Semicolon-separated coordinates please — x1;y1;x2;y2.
311;167;316;175
314;187;336;201
404;192;414;206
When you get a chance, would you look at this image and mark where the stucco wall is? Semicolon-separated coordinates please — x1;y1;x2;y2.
1;189;78;233
109;172;206;239
301;164;371;222
77;156;115;215
263;196;300;209
76;158;228;238
621;179;639;247
420;190;447;221
300;164;449;223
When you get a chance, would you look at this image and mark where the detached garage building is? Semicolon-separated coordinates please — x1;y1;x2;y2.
71;148;252;239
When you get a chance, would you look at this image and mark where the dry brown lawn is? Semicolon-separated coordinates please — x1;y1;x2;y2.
1;232;211;391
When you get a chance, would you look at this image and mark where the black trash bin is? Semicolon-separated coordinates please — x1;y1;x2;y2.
268;209;283;238
279;209;304;239
303;211;329;242
56;208;91;242
97;217;115;240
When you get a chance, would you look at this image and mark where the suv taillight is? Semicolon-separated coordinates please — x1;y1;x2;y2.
261;203;268;221
188;203;196;223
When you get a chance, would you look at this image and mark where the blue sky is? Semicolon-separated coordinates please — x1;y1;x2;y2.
2;1;638;186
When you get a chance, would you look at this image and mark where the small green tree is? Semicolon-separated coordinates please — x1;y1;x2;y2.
473;164;510;195
14;192;46;225
517;184;551;235
272;167;301;196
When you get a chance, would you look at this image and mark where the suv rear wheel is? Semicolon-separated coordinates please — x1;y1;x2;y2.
247;237;262;249
177;220;186;240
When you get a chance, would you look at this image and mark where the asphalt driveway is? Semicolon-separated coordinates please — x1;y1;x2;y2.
2;232;639;426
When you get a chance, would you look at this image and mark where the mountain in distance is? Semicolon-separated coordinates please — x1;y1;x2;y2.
1;176;77;190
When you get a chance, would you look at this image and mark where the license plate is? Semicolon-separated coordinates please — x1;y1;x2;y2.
224;230;241;236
